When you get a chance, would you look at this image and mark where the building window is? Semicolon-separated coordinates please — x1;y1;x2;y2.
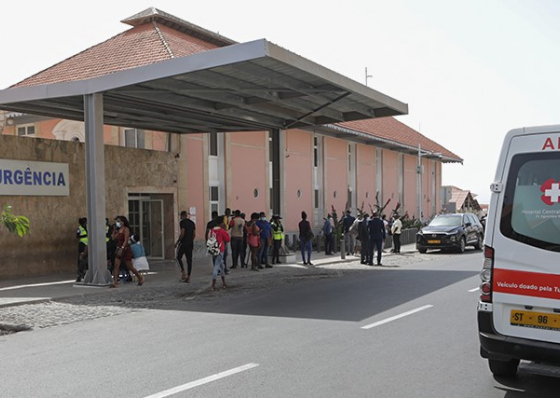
124;128;145;148
209;132;218;156
210;186;219;201
210;185;220;217
313;137;318;168
17;125;35;137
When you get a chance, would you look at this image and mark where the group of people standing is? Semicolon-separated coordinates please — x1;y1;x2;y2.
175;208;285;291
348;211;403;266
75;215;146;287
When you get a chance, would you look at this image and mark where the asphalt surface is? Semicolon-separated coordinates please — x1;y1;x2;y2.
3;245;560;397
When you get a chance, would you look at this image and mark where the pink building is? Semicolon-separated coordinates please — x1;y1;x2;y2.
0;8;461;277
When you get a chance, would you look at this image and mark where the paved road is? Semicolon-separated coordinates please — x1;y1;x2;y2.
2;249;560;397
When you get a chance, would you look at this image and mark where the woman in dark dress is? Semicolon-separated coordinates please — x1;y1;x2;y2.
111;215;145;288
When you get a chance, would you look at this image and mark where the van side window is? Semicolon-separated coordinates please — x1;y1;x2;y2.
500;153;560;251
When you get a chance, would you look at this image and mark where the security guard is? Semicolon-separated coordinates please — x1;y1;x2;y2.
271;215;285;264
76;217;88;282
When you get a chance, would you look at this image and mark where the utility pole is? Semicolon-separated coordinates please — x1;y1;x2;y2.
365;67;372;86
417;144;423;223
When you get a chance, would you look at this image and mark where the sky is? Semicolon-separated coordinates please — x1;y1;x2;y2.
2;0;560;203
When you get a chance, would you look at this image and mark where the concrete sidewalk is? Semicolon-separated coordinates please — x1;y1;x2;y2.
0;245;417;309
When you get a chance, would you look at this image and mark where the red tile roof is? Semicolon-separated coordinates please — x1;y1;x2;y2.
14;9;225;88
338;117;462;162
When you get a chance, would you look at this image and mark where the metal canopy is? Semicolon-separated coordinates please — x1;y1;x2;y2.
0;39;407;133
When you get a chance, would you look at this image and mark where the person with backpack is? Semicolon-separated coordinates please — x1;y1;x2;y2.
207;216;230;291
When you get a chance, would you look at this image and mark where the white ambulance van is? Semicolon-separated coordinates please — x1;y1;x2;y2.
478;125;560;377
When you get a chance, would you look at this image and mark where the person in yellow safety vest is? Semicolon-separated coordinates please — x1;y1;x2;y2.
105;218;111;243
76;217;88;282
271;214;285;264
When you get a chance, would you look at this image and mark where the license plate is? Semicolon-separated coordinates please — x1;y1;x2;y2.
510;310;560;331
427;240;440;244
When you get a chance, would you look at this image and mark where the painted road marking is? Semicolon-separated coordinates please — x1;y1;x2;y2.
143;363;259;398
361;305;434;330
469;287;480;292
0;280;75;291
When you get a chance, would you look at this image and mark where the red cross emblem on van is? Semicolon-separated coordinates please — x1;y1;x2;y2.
541;179;560;205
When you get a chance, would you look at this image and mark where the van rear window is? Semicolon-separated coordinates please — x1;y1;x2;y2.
500;153;560;251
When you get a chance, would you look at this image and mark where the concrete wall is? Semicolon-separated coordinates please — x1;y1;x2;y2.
0;134;177;280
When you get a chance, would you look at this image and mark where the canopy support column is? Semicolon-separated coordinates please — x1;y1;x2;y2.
81;93;111;286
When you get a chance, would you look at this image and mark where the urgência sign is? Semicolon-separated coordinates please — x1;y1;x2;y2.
0;159;69;196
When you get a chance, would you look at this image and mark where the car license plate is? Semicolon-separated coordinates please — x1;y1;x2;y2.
510;310;560;331
427;240;440;244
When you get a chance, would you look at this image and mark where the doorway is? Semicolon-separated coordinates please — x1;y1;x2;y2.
128;195;164;259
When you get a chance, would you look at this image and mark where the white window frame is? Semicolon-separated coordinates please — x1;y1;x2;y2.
122;128;145;148
17;124;36;137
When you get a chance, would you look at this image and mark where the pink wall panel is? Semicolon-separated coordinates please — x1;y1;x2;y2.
185;135;206;233
404;154;417;218
382;150;398;211
151;131;167;151
356;144;376;213
229;133;268;216
39;119;59;139
324;137;348;216
284;129;313;231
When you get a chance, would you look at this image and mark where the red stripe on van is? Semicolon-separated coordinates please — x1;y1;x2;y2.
493;269;560;299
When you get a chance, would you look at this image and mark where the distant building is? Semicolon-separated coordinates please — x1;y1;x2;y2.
441;185;481;215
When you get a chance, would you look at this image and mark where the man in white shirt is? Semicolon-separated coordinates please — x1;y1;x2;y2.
391;214;403;254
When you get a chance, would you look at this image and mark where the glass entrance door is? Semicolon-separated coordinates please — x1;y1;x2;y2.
143;199;164;258
128;197;164;259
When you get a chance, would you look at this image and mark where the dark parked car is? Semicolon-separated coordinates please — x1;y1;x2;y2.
416;213;483;253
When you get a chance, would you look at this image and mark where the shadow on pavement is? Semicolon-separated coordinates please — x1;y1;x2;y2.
159;268;479;322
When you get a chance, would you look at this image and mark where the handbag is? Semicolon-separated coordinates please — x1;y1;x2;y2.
306;230;314;241
132;256;149;272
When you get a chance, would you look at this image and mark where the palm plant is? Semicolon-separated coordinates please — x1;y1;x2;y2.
1;205;30;237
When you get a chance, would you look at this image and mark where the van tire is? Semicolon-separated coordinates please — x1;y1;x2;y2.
458;237;466;253
474;234;482;251
418;248;427;254
488;358;519;377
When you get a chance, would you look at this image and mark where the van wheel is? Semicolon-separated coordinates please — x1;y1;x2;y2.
458;237;466;253
418;248;427;254
474;234;482;251
488;358;519;377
